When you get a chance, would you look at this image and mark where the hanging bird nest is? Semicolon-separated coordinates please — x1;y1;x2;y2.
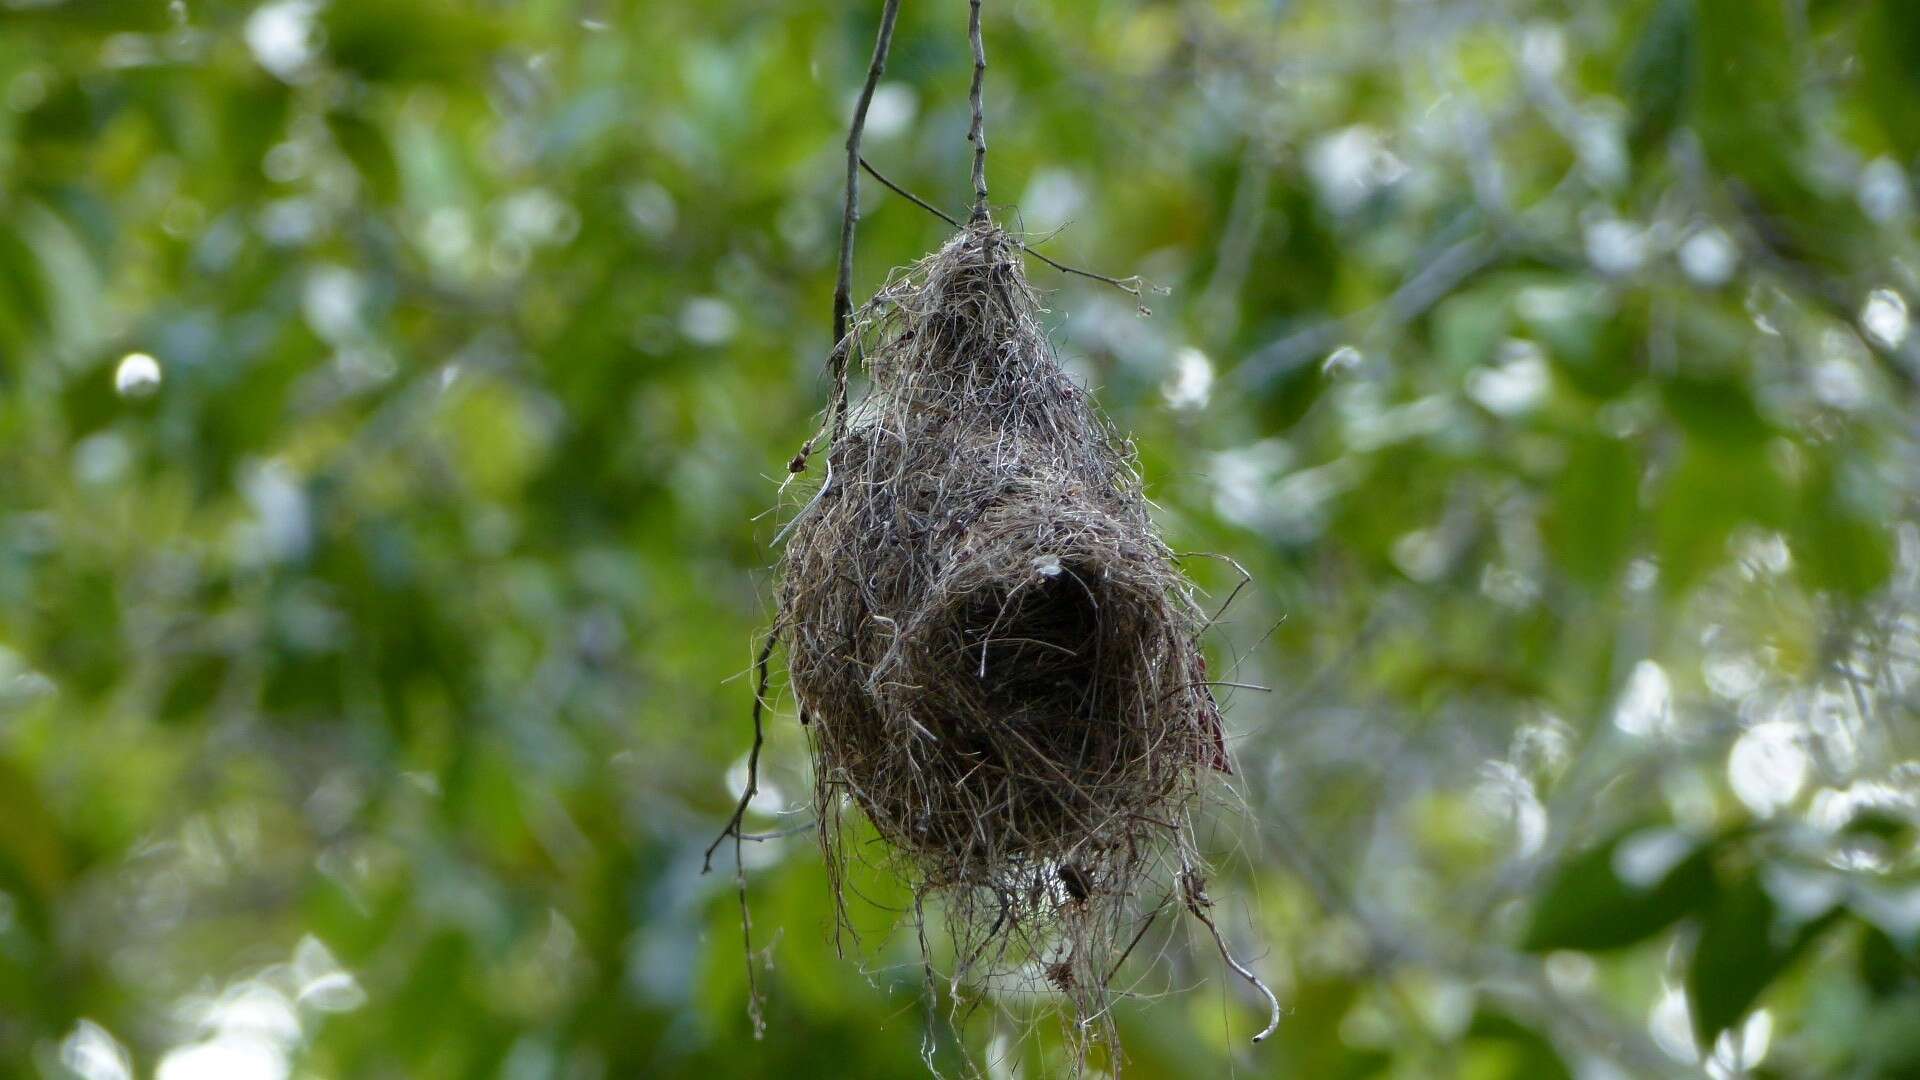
774;219;1234;1032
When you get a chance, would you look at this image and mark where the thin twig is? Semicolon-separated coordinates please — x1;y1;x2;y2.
830;0;905;441
702;629;779;1039
1105;893;1170;984
702;7;903;1033
1181;869;1280;1043
738;820;817;842
861;157;962;228
702;632;777;871
967;0;989;220
1021;243;1158;309
859;156;1160;305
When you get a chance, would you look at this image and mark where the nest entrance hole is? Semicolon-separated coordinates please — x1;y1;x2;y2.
957;566;1106;740
885;560;1155;869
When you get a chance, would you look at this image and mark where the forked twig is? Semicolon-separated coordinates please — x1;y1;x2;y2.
1021;243;1159;311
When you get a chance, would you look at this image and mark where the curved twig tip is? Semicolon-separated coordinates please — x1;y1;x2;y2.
1183;869;1281;1044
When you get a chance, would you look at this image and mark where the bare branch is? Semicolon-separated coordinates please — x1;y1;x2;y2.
1020;242;1159;310
738;820;816;842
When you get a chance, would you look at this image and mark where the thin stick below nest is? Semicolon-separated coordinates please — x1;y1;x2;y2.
701;629;778;1039
1182;869;1280;1043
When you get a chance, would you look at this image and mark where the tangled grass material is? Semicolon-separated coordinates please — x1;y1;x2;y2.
774;219;1240;1058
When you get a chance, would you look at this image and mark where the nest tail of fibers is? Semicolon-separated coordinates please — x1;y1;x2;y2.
779;219;1230;1027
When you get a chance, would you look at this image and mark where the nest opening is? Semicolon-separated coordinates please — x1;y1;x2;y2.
871;556;1163;871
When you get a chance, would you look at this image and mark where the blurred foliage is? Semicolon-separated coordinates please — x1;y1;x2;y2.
2;0;1920;1077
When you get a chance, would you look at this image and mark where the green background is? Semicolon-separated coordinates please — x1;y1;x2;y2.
3;0;1920;1076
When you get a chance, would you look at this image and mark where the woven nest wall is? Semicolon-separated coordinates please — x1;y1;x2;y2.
775;219;1232;1042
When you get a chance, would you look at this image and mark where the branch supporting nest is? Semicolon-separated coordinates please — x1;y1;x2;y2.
967;0;989;220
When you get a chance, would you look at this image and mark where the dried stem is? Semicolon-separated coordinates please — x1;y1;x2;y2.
967;0;989;220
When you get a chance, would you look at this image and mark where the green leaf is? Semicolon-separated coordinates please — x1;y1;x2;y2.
1693;0;1866;267
1661;376;1771;449
157;652;229;725
1522;829;1717;952
1654;444;1791;597
1849;991;1920;1079
1463;1009;1574;1080
0;0;171;31
1432;286;1511;375
0;759;67;923
1624;0;1696;153
1793;456;1894;597
323;0;505;84
0;219;52;350
1514;280;1614;368
1687;871;1841;1045
1858;921;1918;999
1693;0;1802;192
1544;434;1641;586
327;109;401;203
1850;4;1920;158
1251;347;1327;432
